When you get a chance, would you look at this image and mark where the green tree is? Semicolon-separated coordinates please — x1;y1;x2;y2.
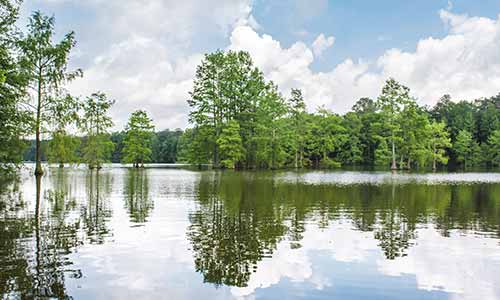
428;121;452;170
253;83;288;169
47;94;80;167
17;11;82;175
0;0;29;174
187;50;278;169
453;130;478;169
339;112;363;165
288;88;307;168
122;110;155;168
376;78;409;170
217;120;245;169
486;130;500;167
80;92;114;169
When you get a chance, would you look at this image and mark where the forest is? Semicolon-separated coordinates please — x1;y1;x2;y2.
1;2;499;175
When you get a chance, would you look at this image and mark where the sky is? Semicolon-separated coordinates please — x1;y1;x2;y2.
18;0;500;130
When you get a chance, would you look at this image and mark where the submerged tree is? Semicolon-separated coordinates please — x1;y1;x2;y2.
0;0;29;174
47;94;80;167
122;110;155;168
80;92;114;169
17;11;82;175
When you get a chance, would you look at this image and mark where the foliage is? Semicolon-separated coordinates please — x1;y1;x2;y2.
80;92;114;169
17;11;82;175
0;0;29;174
217;120;245;169
122;110;155;167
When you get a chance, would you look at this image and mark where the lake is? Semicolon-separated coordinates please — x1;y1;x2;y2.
1;165;499;299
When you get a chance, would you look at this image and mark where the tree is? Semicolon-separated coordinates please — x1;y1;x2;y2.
376;78;409;170
47;94;80;167
17;11;82;175
486;130;500;167
217;120;245;169
453;130;478;169
80;92;114;169
288;88;307;168
122;110;155;168
253;83;288;169
151;129;183;163
187;50;277;169
339;112;363;165
0;0;30;174
428;121;451;170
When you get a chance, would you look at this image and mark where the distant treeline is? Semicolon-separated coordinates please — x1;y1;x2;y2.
23;129;184;164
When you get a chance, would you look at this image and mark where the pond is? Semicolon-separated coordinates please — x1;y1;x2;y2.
1;166;499;299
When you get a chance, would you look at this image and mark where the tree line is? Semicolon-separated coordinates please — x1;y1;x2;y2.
1;2;499;175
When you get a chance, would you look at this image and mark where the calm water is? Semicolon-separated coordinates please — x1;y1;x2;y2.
1;166;500;300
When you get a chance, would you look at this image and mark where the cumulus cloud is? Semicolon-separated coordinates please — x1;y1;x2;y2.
38;0;257;130
311;33;335;57
227;9;500;113
29;0;500;129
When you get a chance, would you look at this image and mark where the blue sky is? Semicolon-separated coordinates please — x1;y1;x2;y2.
18;0;500;129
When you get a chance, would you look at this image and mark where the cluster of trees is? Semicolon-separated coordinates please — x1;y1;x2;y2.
183;50;499;170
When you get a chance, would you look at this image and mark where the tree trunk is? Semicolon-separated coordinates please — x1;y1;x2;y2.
391;137;397;170
294;150;298;169
432;144;437;171
34;74;43;176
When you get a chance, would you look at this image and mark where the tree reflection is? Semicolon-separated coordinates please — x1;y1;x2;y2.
0;169;114;298
124;169;153;223
188;172;287;287
83;170;112;244
188;171;500;287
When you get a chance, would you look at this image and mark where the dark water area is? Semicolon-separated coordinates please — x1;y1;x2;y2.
1;165;499;299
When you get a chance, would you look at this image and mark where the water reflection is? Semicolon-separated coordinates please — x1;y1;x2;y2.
0;169;499;299
83;170;113;244
188;171;500;298
124;169;153;223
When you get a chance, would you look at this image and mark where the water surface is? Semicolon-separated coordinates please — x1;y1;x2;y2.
1;166;499;299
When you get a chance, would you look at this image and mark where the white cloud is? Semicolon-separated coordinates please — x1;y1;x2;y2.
311;33;335;57
54;0;256;130
227;10;500;113
31;1;500;129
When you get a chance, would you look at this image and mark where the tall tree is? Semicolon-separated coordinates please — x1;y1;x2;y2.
376;78;410;170
122;110;155;168
486;130;500;167
453;130;478;169
47;94;80;167
428;121;452;170
17;11;82;175
288;88;307;168
188;50;272;169
80;92;114;169
253;83;288;169
0;0;29;174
